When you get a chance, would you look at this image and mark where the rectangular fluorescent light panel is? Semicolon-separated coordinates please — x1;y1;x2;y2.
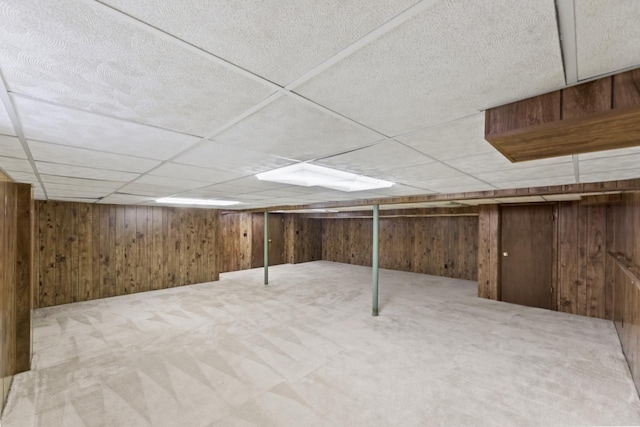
156;197;239;206
256;163;393;192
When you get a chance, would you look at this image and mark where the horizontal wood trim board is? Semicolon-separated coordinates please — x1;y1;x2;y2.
233;178;640;213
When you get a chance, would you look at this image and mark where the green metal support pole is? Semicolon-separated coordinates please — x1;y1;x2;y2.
264;211;269;285
372;204;379;316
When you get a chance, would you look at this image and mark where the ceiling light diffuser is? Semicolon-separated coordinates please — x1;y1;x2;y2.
256;163;393;192
156;197;240;206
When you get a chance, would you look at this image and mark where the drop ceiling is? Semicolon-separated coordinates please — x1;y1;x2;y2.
0;0;638;209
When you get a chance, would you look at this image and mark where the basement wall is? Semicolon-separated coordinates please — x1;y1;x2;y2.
33;201;220;309
608;192;640;393
0;182;34;413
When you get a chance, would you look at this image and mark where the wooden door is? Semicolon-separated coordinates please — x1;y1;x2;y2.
251;214;285;267
500;205;554;309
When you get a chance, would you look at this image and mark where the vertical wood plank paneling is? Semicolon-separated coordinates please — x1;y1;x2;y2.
14;184;32;373
586;205;606;318
576;204;588;315
114;205;125;297
0;183;6;384
39;201;56;307
33;200;39;309
3;183;17;379
77;203;92;302
91;205;101;300
69;203;79;303
151;207;164;290
124;206;137;294
33;202;220;306
558;202;578;314
98;205;112;298
136;206;148;292
54;202;71;306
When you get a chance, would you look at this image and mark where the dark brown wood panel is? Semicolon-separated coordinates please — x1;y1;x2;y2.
14;185;32;373
321;215;478;281
250;213;285;268
478;205;500;299
33;201;221;308
608;192;640;394
283;215;322;265
500;205;553;310
485;68;640;162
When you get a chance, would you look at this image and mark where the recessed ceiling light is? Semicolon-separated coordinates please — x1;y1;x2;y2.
256;163;393;192
156;197;240;206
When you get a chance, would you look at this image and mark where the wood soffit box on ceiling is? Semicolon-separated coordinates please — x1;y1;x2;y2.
485;68;640;162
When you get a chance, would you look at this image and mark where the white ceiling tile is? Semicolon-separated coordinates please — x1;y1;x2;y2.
49;197;99;203
46;188;111;199
101;0;419;85
0;156;33;173
29;141;160;173
149;162;244;184
579;146;640;160
134;174;209;189
43;181;123;193
215;96;382;161
297;1;564;135
0;103;16;136
118;182;182;197
492;175;576;189
381;162;466;189
372;184;433;197
36;162;140;182
4;171;38;185
175;188;236;199
0;0;272;135
415;176;494;194
575;0;640;80
579;154;640;175
41;174;125;189
580;169;640;184
0;135;26;159
445;151;573;175
225;176;292;191
313;140;434;176
99;194;156;205
13;96;200;160
396;114;498;161
476;162;574;184
174;140;295;174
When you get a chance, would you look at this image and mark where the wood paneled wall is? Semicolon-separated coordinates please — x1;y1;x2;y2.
0;182;34;413
478;201;610;319
284;214;322;264
608;192;640;393
34;201;220;309
219;213;289;272
321;216;478;281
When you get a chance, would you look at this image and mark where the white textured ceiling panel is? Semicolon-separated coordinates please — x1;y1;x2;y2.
372;184;434;197
100;0;419;85
28;141;160;173
492;175;576;190
99;194;156;205
475;162;574;184
118;183;185;197
215;96;382;161
445;152;573;176
174;140;295;174
134;175;210;189
581;169;640;183
397;114;498;161
149;163;244;184
0;156;32;173
313;140;434;176
41;175;125;190
379;162;468;189
575;0;640;80
46;187;112;199
0;0;272;136
4;171;39;185
0;135;26;159
13;96;200;160
36;162;140;182
0;101;15;136
579;154;640;175
579;146;640;160
297;1;564;136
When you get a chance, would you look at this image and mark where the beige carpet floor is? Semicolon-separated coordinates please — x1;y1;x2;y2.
3;261;639;426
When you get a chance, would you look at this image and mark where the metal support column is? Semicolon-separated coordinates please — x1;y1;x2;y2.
264;211;269;285
372;204;379;316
